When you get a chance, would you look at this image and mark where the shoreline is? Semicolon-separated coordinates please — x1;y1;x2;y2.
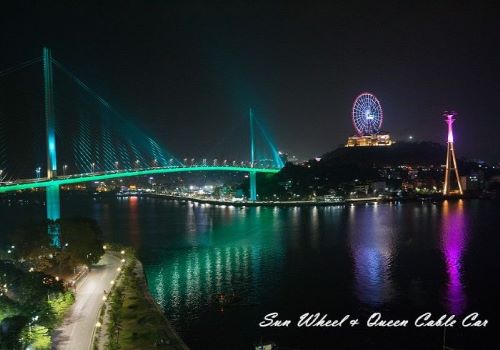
92;249;189;350
139;192;472;207
134;257;190;350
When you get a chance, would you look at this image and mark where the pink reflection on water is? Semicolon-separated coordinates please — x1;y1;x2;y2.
127;196;141;248
349;205;395;307
441;200;468;315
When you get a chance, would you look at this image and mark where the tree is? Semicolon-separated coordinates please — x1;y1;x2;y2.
58;218;105;267
0;260;64;310
47;291;74;320
20;324;51;350
0;297;21;323
9;221;57;272
0;315;28;350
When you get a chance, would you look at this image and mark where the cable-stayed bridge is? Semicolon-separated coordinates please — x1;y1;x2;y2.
0;48;284;245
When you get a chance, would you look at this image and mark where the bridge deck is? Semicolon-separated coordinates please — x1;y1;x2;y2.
0;166;280;193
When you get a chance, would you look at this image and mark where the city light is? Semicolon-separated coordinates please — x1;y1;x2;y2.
0;7;494;350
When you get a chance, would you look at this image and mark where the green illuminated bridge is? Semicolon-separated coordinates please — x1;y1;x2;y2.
0;48;284;246
0;165;279;193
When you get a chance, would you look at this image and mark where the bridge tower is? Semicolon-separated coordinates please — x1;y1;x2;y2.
249;108;257;201
442;111;463;196
43;47;61;246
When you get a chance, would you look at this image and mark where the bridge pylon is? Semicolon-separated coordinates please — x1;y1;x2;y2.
249;170;257;201
46;185;61;247
43;47;61;247
249;108;257;201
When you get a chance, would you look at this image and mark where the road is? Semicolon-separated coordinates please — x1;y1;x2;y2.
52;252;121;350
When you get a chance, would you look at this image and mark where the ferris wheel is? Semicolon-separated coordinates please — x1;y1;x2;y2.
352;92;383;135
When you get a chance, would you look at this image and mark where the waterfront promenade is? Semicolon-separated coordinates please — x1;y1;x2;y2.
142;192;384;206
52;252;121;350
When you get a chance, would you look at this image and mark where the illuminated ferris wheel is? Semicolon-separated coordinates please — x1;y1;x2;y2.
352;92;383;136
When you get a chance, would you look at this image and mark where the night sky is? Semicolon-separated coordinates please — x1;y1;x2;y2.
1;1;499;161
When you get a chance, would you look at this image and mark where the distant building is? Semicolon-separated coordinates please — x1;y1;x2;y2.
460;170;485;192
353;183;369;195
370;181;387;193
345;133;394;147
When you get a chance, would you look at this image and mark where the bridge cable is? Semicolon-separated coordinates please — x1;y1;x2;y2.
0;57;41;79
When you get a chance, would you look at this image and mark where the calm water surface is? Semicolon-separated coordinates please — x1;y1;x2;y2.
1;195;499;349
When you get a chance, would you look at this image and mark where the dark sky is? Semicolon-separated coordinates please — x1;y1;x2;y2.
1;1;499;161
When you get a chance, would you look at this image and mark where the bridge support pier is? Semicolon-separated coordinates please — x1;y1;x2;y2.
43;48;61;247
46;184;61;247
249;170;257;201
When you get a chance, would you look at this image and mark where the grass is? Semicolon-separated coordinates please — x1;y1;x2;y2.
104;250;187;350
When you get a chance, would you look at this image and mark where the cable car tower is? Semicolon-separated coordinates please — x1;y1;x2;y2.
443;111;463;195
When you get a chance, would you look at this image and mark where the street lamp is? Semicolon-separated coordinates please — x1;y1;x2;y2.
35;167;41;180
114;161;119;170
91;162;96;173
63;164;68;176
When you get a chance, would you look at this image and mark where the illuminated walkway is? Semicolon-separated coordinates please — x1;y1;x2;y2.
52;252;121;350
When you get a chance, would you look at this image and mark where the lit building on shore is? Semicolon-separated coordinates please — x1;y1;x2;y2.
346;132;393;147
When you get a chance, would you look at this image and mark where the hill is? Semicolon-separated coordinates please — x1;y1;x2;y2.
320;141;447;167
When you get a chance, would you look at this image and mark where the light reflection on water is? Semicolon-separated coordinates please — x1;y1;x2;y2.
441;199;468;315
148;245;266;325
348;204;396;307
0;196;495;349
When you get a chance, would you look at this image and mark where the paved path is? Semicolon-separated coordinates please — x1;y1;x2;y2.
52;252;121;350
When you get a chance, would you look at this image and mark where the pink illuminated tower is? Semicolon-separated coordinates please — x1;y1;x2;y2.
443;111;463;195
